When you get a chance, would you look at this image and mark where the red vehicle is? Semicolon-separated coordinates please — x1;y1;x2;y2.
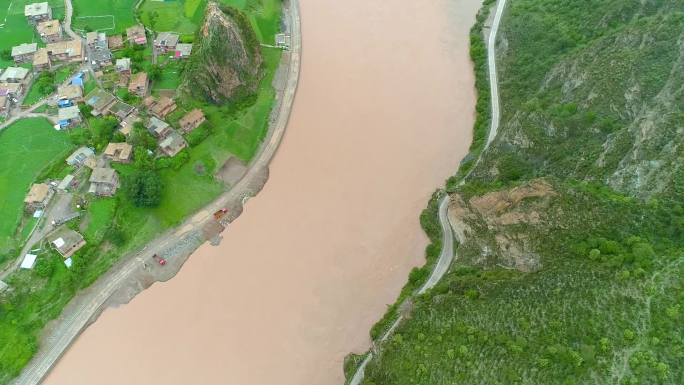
152;254;167;266
213;208;228;220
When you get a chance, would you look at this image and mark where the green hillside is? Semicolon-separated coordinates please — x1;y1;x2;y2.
359;1;684;384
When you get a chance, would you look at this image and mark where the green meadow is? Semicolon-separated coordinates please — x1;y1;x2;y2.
0;118;72;256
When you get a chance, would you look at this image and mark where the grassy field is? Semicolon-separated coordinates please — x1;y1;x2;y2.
0;118;72;256
71;0;137;34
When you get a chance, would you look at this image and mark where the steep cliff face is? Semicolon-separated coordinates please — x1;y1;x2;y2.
181;2;263;104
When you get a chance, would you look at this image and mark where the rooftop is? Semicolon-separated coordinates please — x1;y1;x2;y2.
24;183;50;204
37;19;60;36
89;167;117;184
57;84;83;100
128;72;148;90
179;108;205;126
33;48;50;66
104;142;132;161
116;58;131;71
147;116;169;134
175;43;193;57
25;2;50;17
46;40;83;58
66;146;95;165
48;226;86;259
85;88;116;112
58;105;81;121
155;32;179;47
12;43;38;57
0;67;30;82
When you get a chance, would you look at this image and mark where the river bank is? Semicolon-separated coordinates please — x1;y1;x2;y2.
44;0;482;384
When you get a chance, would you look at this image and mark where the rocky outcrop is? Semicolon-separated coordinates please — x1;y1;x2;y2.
448;179;557;272
181;2;263;104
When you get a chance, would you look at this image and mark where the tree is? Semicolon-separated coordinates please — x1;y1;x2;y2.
129;121;157;151
89;116;119;149
148;64;162;81
124;170;163;207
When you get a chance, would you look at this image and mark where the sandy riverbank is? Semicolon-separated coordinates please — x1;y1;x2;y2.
44;0;482;383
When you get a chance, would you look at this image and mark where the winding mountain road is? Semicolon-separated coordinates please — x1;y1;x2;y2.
348;0;507;383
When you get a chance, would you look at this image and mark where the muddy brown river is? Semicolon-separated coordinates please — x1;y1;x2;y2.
44;0;482;383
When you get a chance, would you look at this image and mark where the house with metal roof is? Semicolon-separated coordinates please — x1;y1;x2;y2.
11;43;38;63
25;2;52;25
0;67;30;83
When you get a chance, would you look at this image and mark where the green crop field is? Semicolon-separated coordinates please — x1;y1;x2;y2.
71;0;137;34
0;118;72;255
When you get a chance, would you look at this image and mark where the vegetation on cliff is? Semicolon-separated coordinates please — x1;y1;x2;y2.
360;1;684;384
181;2;263;105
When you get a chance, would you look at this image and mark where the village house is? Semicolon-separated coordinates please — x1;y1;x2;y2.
57;174;75;191
115;58;131;74
144;95;176;118
179;109;206;133
174;43;193;59
66;146;95;166
25;2;52;25
104;142;133;163
85;88;116;116
0;67;30;83
57;84;83;103
119;113;140;136
33;48;51;70
48;227;86;259
46;40;84;63
128;72;148;97
146;116;172;138
24;183;53;212
11;43;38;64
275;33;291;50
58;105;81;129
36;19;62;43
89;167;119;196
85;32;99;49
108;34;124;51
88;33;112;69
0;82;23;99
109;100;135;121
154;32;180;53
126;24;147;45
159;131;187;157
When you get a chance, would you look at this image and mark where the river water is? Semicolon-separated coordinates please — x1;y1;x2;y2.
44;0;481;383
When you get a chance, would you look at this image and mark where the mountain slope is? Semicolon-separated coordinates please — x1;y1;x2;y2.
360;1;684;384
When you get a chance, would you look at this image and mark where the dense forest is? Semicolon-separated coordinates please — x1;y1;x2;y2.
359;0;684;384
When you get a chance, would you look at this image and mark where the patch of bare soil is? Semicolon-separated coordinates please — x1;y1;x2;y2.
215;156;247;186
448;179;557;272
